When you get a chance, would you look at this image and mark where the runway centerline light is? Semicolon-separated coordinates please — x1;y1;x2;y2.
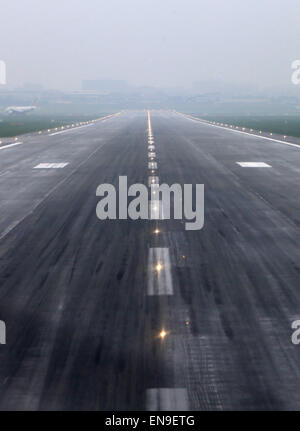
155;263;162;272
159;330;167;339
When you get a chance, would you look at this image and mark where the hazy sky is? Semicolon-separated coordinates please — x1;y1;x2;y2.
1;0;300;90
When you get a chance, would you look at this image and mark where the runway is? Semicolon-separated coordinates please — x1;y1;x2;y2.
0;110;299;410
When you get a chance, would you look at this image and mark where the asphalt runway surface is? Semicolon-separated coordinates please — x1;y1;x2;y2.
0;110;299;410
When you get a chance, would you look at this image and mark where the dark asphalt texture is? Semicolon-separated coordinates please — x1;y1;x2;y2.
0;110;299;410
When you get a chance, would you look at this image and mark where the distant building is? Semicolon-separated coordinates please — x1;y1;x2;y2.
82;80;128;93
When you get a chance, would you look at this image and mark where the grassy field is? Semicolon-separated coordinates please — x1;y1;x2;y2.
0;113;110;138
193;115;300;139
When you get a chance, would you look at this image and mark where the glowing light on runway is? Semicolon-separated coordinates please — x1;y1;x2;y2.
148;161;157;170
148;176;159;187
156;263;163;272
159;329;167;339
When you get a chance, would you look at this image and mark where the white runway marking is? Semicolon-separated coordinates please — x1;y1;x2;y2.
148;145;155;150
146;388;189;410
148;162;157;169
34;163;69;169
147;248;173;295
49;123;94;136
237;162;272;168
181;112;300;150
148;152;156;158
148;176;159;186
0;142;23;150
149;201;165;220
150;183;159;200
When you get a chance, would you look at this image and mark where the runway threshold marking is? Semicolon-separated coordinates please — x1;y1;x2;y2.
0;142;23;150
147;248;173;295
34;163;69;169
236;162;272;168
146;388;189;411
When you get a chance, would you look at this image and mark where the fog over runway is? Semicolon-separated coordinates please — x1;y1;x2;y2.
0;110;299;410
